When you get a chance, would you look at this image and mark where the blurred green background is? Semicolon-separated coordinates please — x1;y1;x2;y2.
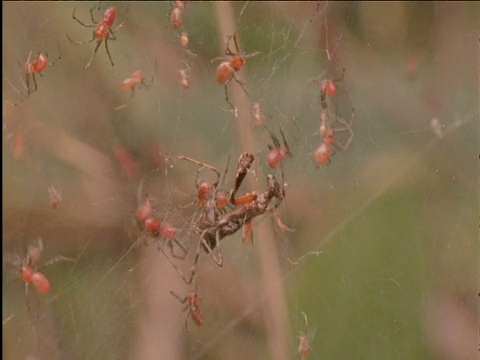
3;2;478;359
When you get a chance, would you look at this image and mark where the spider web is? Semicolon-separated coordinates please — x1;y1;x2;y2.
3;2;479;360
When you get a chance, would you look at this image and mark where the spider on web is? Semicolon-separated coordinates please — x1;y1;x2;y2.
163;153;285;284
3;238;75;314
215;32;259;112
313;68;355;166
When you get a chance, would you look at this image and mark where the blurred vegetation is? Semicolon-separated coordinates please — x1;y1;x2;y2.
3;2;478;360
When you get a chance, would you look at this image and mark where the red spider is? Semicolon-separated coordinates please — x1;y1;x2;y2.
215;33;259;110
313;141;333;166
170;290;205;332
122;70;147;92
48;185;62;209
298;312;312;359
321;79;337;97
67;6;124;70
313;69;354;166
267;129;291;169
135;193;187;264
170;0;184;30
179;68;190;90
252;102;265;126
113;144;140;180
4;238;74;312
22;44;61;96
165;154;285;284
180;32;189;48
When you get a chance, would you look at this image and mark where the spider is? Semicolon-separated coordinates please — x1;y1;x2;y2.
135;195;188;262
3;238;74;313
298;312;312;359
22;44;61;97
313;69;355;166
122;70;149;93
66;6;125;70
252;102;266;127
179;66;190;90
170;0;184;30
267;128;291;169
313;141;333;166
168;155;229;210
170;289;204;332
48;185;62;209
215;32;259;110
165;153;284;283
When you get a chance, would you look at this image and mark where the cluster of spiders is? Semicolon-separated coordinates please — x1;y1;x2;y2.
313;69;355;166
7;3;357;356
134;151;287;331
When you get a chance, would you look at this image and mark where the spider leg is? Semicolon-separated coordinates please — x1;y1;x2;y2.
88;5;97;23
24;282;30;312
224;34;236;56
104;38;115;67
224;84;235;111
232;73;249;97
158;243;192;284
40;255;76;270
25;73;32;96
66;32;96;46
169;291;188;304
84;39;103;70
232;32;240;55
200;231;223;267
71;7;96;28
48;43;62;66
169;239;188;260
113;21;125;34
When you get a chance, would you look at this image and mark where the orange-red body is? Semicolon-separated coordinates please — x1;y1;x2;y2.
96;7;117;40
298;335;310;359
179;69;189;90
314;142;333;166
21;266;51;294
113;145;139;180
174;0;185;11
171;7;183;30
26;54;49;75
267;147;290;169
160;222;177;240
122;70;145;92
188;293;204;326
235;192;257;206
216;61;235;85
136;199;154;224
252;102;265;126
144;217;162;237
216;191;229;209
197;182;212;205
321;79;337;97
180;33;189;48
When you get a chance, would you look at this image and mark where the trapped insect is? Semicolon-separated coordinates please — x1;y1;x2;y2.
166;153;285;284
